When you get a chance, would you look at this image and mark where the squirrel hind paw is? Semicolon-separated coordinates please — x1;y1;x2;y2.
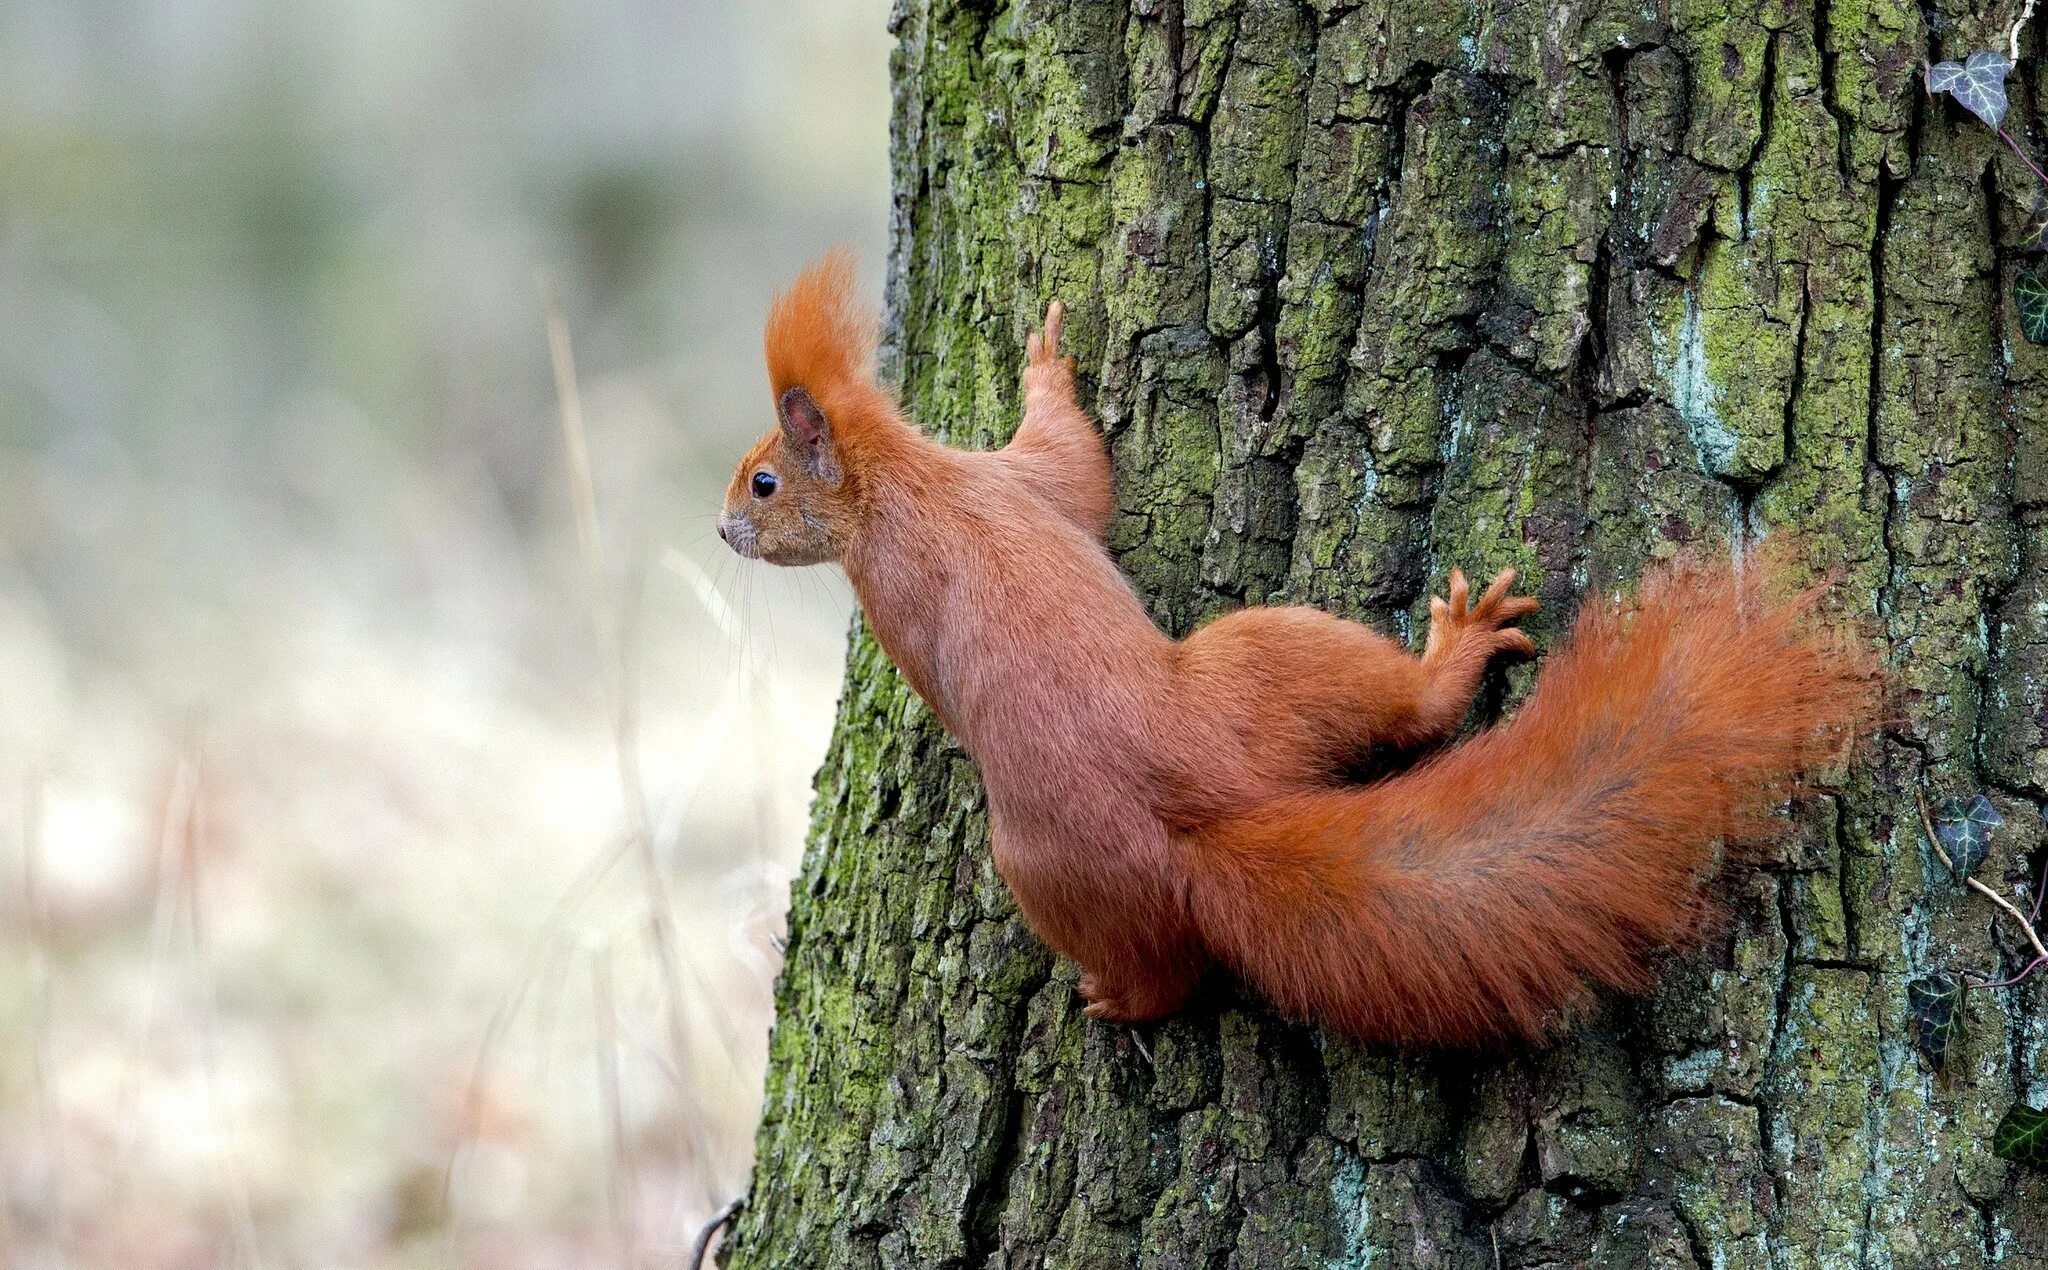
1435;566;1539;632
1078;970;1186;1025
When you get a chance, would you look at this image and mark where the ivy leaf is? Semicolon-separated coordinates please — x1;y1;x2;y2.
1906;973;1965;1072
1928;51;2013;130
1994;1104;2048;1170
1936;794;2002;881
2022;193;2048;254
2018;272;2048;344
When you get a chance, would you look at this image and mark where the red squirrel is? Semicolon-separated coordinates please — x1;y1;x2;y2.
718;253;1880;1047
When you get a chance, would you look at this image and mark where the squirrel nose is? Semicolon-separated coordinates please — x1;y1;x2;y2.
717;518;732;544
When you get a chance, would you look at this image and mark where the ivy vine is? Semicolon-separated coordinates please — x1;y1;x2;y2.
1923;45;2048;340
1912;785;2048;1169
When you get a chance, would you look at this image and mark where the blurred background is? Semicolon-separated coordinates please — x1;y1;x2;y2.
0;0;889;1264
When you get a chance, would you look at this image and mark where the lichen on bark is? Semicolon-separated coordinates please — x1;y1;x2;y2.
724;0;2048;1264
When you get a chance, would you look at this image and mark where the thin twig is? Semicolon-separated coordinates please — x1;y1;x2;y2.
179;740;267;1270
119;738;201;1168
2000;128;2048;188
441;832;634;1228
542;280;691;1033
1127;1027;1153;1064
1915;785;2048;966
591;942;638;1270
22;770;62;1257
1970;953;2048;990
688;1198;743;1270
540;277;728;1206
444;287;755;1251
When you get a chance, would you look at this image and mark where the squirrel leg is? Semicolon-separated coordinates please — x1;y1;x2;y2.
991;810;1204;1025
1412;567;1540;742
1171;574;1536;792
1079;957;1201;1025
999;300;1114;539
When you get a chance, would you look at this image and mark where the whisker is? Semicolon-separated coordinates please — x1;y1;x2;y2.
759;566;784;671
538;285;777;1235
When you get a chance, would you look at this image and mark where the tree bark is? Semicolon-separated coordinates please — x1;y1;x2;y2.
725;0;2048;1264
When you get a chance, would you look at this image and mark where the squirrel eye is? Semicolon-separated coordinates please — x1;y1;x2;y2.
750;471;779;498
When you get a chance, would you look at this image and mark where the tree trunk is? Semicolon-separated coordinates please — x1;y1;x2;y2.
724;0;2048;1264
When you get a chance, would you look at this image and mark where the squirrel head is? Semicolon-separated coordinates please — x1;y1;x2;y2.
719;385;859;565
719;250;888;566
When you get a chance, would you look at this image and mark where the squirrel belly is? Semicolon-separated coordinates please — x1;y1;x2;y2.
719;254;1882;1048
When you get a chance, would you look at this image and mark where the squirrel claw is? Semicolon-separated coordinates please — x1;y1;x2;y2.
1475;567;1515;613
1082;997;1154;1027
1081;989;1130;1022
1471;569;1539;624
1495;629;1537;659
1079;971;1144;1024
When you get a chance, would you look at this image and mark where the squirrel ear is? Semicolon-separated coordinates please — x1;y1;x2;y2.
778;387;842;484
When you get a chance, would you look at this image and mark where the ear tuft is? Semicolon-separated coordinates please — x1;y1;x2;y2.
764;249;876;401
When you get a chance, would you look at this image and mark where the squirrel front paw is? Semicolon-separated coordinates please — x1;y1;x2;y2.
1424;567;1540;664
1024;299;1075;387
1026;299;1066;363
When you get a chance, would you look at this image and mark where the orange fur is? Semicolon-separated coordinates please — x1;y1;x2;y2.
764;246;876;409
719;255;1882;1048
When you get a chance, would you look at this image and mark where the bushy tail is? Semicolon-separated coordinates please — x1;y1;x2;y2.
1187;556;1882;1047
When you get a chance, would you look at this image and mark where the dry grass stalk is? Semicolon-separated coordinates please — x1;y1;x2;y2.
590;940;638;1269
